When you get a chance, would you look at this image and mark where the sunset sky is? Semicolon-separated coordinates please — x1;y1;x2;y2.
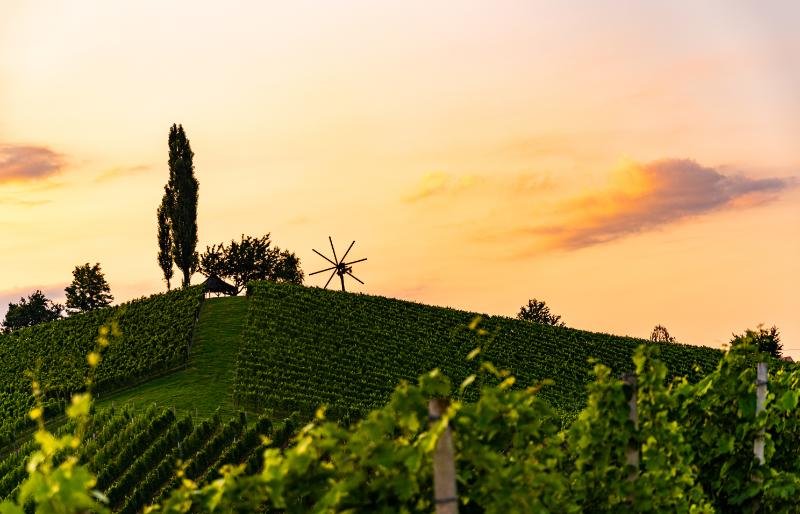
1;1;798;356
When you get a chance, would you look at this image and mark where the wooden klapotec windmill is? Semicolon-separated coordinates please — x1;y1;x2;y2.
310;237;367;292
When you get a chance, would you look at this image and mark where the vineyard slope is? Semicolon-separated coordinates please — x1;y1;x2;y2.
235;281;723;418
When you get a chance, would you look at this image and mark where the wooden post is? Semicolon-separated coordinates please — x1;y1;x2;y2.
622;373;639;480
429;398;458;514
754;362;767;466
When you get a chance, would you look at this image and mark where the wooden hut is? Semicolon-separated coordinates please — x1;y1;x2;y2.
202;275;238;297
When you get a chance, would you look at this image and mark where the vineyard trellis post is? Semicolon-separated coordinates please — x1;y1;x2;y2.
622;372;639;481
754;362;767;466
429;398;458;514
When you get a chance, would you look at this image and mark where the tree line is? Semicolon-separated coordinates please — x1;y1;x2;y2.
155;124;302;294
2;124;304;332
2;263;113;332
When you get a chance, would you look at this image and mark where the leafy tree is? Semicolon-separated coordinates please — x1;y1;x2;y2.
650;324;676;343
731;324;782;358
2;290;63;333
65;263;113;314
517;298;565;326
156;191;174;290
166;124;199;288
198;234;304;293
273;249;304;284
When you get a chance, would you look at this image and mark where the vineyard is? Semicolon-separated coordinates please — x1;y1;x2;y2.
2;339;798;513
234;281;723;419
0;287;203;448
0;402;297;512
4;281;777;512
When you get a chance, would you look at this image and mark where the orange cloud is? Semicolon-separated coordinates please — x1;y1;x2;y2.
95;164;151;182
0;145;65;183
403;172;480;203
526;159;793;251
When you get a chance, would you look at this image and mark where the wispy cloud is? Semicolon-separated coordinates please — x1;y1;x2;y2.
0;145;65;184
95;164;151;182
404;171;551;203
403;172;481;203
0;197;50;207
525;158;793;251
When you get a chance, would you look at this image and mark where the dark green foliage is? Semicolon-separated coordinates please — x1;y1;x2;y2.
2;290;63;333
157;192;174;290
731;325;782;358
0;287;203;446
198;234;303;293
517;298;565;326
166;124;199;289
95;409;176;490
105;414;192;507
235;281;722;419
64;263;113;314
184;412;246;480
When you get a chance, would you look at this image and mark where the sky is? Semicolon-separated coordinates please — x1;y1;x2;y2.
0;1;798;356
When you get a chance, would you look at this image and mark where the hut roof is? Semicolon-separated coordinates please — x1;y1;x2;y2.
203;275;238;296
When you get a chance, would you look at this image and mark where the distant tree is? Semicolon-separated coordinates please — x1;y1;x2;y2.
199;234;304;294
650;324;676;343
198;242;227;279
157;191;174;290
166;124;199;288
65;263;113;314
2;290;63;332
731;325;782;359
273;249;304;284
517;298;565;327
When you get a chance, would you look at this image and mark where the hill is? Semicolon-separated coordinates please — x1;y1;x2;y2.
0;282;727;510
234;281;723;419
0;287;203;447
95;296;247;419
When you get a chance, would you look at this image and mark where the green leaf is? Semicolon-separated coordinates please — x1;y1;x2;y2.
460;374;476;394
779;390;799;412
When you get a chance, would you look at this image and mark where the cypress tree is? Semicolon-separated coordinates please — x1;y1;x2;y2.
167;124;199;288
156;191;174;290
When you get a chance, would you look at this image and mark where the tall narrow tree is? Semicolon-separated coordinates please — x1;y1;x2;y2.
167;124;199;288
157;191;174;290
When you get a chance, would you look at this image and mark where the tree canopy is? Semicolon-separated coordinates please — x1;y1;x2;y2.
198;234;303;294
156;190;174;290
64;263;114;314
517;298;565;327
731;325;782;358
1;290;63;333
650;324;676;343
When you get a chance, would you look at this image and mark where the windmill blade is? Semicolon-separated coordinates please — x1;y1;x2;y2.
344;257;368;266
340;240;356;262
309;265;337;276
346;271;364;284
313;248;337;266
329;236;338;263
324;270;337;289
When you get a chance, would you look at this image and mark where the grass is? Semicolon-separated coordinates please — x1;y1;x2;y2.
96;296;247;420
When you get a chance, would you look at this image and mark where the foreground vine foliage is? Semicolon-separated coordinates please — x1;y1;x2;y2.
4;328;800;512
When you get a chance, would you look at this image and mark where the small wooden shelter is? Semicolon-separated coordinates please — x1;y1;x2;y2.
202;275;238;297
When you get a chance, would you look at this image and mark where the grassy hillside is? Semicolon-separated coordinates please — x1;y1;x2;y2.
235;281;723;418
96;297;247;419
